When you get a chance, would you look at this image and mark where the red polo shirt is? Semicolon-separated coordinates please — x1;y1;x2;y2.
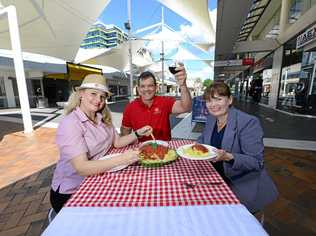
122;96;176;141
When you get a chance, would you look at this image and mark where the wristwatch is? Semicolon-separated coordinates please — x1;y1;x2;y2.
134;130;140;138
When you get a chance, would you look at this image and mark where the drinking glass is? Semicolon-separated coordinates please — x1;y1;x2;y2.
168;61;181;75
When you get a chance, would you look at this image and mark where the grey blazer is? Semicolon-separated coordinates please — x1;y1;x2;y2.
197;107;278;212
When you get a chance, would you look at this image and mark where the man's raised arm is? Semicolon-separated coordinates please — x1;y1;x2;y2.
172;65;192;114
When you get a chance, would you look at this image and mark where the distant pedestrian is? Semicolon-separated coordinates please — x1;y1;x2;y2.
35;88;41;107
250;78;263;103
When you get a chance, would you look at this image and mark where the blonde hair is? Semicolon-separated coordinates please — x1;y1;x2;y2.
64;90;112;126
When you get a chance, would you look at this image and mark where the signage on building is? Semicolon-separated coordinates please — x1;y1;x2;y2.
242;58;254;66
296;24;316;49
214;60;242;67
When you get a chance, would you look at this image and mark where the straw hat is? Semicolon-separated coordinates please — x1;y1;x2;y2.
76;74;112;96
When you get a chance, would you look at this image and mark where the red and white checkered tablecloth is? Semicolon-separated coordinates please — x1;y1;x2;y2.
66;140;240;207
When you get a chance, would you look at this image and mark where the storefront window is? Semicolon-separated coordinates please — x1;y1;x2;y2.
109;85;118;96
119;86;128;95
0;77;7;108
278;33;316;116
289;0;302;24
8;77;20;107
278;63;302;112
262;69;272;105
310;67;316;95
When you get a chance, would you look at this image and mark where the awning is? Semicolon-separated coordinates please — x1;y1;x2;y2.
0;0;110;134
0;0;110;61
45;63;102;81
158;0;215;44
75;41;153;71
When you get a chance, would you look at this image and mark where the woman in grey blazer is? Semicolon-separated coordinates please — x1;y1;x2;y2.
197;82;278;213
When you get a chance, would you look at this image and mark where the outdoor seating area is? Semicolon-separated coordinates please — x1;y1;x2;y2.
0;127;315;235
1;0;316;235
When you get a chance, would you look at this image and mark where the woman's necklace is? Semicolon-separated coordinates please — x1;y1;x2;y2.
83;111;97;124
217;119;227;131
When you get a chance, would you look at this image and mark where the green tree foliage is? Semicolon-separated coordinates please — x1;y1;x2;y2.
203;79;213;88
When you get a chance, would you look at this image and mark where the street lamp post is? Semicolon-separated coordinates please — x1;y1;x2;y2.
125;0;134;101
161;7;165;95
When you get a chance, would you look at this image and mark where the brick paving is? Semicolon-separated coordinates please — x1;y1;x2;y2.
0;126;315;235
0;128;58;189
0;165;54;235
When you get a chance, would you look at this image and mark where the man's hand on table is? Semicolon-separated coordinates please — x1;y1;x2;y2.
135;125;153;137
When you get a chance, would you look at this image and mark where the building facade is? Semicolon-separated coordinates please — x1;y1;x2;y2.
216;0;316;116
80;22;128;49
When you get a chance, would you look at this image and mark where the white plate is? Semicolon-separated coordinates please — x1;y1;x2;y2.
176;144;217;160
99;153;129;172
139;140;169;148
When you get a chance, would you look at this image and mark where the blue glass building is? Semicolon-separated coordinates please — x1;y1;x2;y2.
80;22;128;49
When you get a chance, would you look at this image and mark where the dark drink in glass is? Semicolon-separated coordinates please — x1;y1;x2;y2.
168;66;177;74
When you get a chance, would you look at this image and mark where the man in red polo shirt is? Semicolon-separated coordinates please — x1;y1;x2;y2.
121;65;192;141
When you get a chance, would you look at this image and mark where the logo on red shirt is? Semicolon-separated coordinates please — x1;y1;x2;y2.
153;107;161;115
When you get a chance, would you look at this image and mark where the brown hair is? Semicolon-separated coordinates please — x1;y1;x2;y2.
203;82;231;100
138;71;157;86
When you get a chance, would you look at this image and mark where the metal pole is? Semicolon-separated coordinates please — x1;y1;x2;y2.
161;41;165;94
127;0;134;100
161;7;165;95
283;68;288;97
1;5;33;133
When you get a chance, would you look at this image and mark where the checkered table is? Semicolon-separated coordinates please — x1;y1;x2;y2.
66;140;239;207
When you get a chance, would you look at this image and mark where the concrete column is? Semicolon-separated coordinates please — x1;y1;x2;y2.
269;46;284;108
301;0;311;14
3;73;16;107
279;0;291;35
234;78;239;96
40;78;45;96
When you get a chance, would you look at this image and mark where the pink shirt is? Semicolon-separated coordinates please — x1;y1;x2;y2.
52;107;117;194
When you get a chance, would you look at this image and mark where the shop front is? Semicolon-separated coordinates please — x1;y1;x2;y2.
277;23;316;116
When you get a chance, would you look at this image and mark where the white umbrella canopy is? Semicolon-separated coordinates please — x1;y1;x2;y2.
158;0;215;45
0;0;110;61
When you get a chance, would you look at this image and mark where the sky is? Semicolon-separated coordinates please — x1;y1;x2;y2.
98;0;217;80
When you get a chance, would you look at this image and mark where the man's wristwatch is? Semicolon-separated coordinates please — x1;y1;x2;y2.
134;130;140;138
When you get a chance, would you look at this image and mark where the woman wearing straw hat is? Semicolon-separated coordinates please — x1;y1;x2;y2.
50;74;152;214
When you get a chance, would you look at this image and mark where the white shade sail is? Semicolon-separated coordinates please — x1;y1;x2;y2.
144;61;177;86
169;46;203;61
142;25;182;55
0;0;110;134
145;61;166;73
0;0;110;61
75;41;153;71
158;0;215;44
0;48;65;64
83;63;121;74
143;25;183;42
